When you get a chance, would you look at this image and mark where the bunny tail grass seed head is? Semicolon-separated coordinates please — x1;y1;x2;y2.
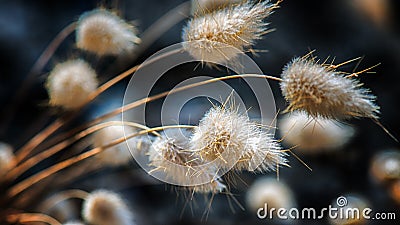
93;125;134;166
370;150;400;183
148;129;224;193
280;56;380;120
0;142;15;177
190;0;242;15
190;106;287;172
182;1;279;64
279;111;355;153
76;9;140;56
246;177;296;213
82;190;134;225
46;59;98;110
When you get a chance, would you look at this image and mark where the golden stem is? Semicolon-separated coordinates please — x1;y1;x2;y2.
6;121;154;181
7;125;195;198
7;213;62;225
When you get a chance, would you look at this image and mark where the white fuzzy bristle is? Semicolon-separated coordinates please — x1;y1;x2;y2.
148;129;224;193
191;0;242;15
93;125;135;166
0;142;15;176
279;112;355;153
46;59;98;109
280;57;380;120
82;190;134;225
76;9;140;56
246;177;296;213
182;1;277;64
190;106;287;172
370;150;400;183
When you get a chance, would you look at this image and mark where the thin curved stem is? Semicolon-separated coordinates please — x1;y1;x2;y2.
0;22;77;136
14;48;181;164
39;74;282;161
132;1;191;59
6;121;154;181
7;213;62;225
38;189;89;211
7;125;195;198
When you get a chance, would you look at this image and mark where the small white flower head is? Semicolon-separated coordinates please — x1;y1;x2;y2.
148;129;224;193
46;59;98;110
279;112;355;153
76;9;140;56
246;177;296;213
191;0;242;15
329;195;369;225
93;125;134;166
82;190;134;225
280;56;380;120
190;106;287;172
182;1;279;64
0;142;15;176
370;150;400;183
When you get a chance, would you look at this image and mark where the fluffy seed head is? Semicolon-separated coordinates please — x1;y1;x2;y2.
370;150;400;183
190;106;286;172
76;9;140;56
148;129;225;193
279;112;355;153
280;56;380;120
82;190;134;225
93;125;134;166
182;1;277;64
191;0;242;15
246;177;296;213
0;142;15;176
46;59;98;109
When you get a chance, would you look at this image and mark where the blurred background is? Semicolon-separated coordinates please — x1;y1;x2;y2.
0;0;400;224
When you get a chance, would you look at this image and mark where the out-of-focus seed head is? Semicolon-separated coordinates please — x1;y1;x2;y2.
191;0;242;15
63;222;85;225
279;111;355;153
46;59;98;110
370;150;400;183
93;125;134;166
182;1;279;64
76;9;140;56
280;56;380;120
82;190;134;225
0;142;15;176
329;195;369;225
246;177;296;213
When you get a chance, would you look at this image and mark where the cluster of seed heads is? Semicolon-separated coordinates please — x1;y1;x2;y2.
1;0;396;224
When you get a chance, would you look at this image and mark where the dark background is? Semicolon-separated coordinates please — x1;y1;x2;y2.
1;0;400;224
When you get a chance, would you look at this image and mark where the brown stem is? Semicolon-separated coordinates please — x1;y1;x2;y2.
38;189;89;211
0;22;77;136
7;125;195;198
6;121;154;181
7;213;62;225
